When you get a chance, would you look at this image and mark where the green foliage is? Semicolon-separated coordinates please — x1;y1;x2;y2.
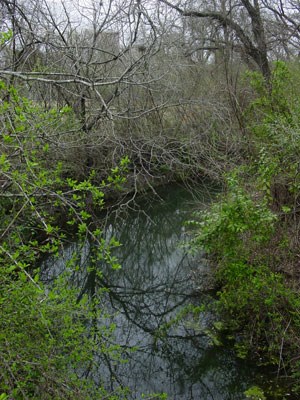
217;262;300;357
1;272;88;398
189;61;300;394
188;171;276;264
0;81;132;398
246;62;300;223
0;30;12;45
141;394;168;399
244;386;266;400
245;61;299;138
0;266;131;399
188;169;300;364
189;171;300;389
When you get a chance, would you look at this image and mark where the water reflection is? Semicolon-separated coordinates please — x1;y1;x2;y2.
42;183;263;399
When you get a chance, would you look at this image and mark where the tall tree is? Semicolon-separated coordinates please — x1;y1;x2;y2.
158;0;271;82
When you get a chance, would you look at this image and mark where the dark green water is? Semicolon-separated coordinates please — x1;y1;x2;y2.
42;183;289;399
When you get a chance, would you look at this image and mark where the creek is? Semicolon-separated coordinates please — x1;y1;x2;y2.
42;183;281;399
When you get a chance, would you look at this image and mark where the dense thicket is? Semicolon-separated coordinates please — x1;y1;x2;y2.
2;0;300;398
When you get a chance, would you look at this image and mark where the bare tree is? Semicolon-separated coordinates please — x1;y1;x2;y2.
262;0;300;57
157;0;271;82
0;0;159;120
4;0;297;188
0;0;172;182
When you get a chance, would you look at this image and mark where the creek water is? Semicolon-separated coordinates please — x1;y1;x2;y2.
42;183;282;399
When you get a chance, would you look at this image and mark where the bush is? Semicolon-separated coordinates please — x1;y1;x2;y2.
189;61;300;393
0;81;129;399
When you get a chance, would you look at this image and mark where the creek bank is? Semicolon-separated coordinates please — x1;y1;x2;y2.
187;180;300;399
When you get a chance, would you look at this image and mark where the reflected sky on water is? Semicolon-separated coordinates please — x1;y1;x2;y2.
42;183;271;400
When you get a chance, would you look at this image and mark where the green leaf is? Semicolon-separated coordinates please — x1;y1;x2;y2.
282;205;291;213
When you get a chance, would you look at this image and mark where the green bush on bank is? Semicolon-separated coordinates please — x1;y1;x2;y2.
189;61;300;393
0;81;131;398
190;171;300;391
1;271;95;399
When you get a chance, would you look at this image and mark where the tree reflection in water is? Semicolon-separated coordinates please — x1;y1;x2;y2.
41;184;262;400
